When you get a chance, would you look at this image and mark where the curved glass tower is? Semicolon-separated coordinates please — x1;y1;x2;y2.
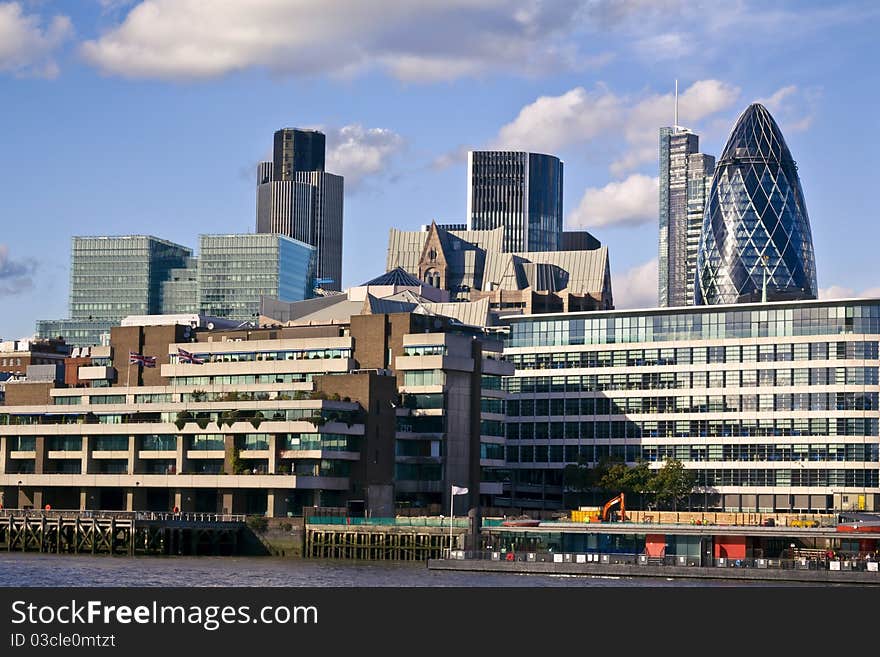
695;103;817;305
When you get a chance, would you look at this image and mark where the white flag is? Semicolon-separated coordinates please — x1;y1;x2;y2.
451;485;468;496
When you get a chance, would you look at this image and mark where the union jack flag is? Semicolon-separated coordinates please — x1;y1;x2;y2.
178;348;205;365
129;352;157;367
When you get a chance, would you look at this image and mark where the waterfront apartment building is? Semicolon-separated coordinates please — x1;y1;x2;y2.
658;126;715;308
256;129;344;291
1;303;511;517
37;236;193;347
467;151;563;253
501;298;880;513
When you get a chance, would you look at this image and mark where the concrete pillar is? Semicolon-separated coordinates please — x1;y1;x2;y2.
34;436;48;475
18;485;36;509
81;436;92;475
0;435;7;475
175;434;187;475
267;489;290;518
31;489;43;510
174;489;196;512
268;435;278;474
80;488;99;511
127;436;140;475
126;487;146;512
220;491;235;515
223;435;236;474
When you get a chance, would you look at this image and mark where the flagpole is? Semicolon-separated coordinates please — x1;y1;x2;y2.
126;357;131;388
449;485;454;556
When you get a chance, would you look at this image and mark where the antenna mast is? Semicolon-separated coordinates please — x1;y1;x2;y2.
674;79;679;128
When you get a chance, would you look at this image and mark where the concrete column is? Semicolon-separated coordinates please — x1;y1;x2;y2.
267;489;290;518
18;485;36;509
81;436;92;475
0;436;7;475
80;488;99;511
31;489;43;510
127;435;140;475
268;435;278;474
126;487;146;512
174;489;196;512
34;436;48;475
175;434;187;475
223;435;236;474
221;491;235;515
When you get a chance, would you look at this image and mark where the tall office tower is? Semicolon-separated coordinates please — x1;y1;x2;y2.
658;107;716;307
467;150;563;253
256;129;343;291
198;234;316;322
37;236;191;346
272;128;325;179
695;103;817;305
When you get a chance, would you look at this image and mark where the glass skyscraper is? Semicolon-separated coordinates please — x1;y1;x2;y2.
696;103;817;305
658;127;715;307
467;151;563;253
37;236;192;346
198;234;315;321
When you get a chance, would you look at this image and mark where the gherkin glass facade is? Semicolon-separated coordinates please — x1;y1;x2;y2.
695;103;817;305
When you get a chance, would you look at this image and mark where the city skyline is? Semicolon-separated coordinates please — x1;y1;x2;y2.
1;1;879;338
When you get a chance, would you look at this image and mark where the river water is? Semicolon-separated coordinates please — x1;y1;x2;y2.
0;554;811;587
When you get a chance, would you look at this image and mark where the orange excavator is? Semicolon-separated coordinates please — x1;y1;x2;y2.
600;493;626;522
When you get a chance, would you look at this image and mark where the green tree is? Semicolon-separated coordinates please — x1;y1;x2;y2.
651;458;697;511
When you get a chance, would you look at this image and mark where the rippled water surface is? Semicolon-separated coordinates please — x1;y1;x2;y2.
0;554;815;587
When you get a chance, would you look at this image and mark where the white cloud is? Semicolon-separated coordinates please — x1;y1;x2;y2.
0;243;37;296
491;80;739;172
493;86;622;153
567;174;658;229
0;2;72;78
80;0;604;81
635;32;693;59
818;285;880;300
612;258;658;309
613;79;740;173
324;124;405;189
755;84;820;134
431;145;472;171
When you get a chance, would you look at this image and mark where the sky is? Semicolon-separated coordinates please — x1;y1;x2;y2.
1;0;879;339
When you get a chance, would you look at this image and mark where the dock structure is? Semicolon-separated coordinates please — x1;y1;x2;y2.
305;523;467;560
0;510;245;556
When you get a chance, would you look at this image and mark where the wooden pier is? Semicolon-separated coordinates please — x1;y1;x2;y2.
0;511;246;556
305;525;466;560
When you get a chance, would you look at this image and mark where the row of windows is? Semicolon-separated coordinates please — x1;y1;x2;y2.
505;369;879;393
506;341;878;369
172;374;315;386
506;443;880;463
506;304;880;347
170;348;350;364
508;392;878;416
507;418;880;440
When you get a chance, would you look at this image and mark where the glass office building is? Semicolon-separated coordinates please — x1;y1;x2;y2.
658;124;715;308
467;151;563;252
500;298;880;512
696;103;817;305
198;234;316;321
37;236;192;346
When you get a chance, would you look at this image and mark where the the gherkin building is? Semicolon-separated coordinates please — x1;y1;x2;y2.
695;103;817;305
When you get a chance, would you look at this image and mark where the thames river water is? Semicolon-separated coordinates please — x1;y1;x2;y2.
0;554;813;587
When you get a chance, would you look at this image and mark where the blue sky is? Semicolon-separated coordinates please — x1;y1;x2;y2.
1;0;879;339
